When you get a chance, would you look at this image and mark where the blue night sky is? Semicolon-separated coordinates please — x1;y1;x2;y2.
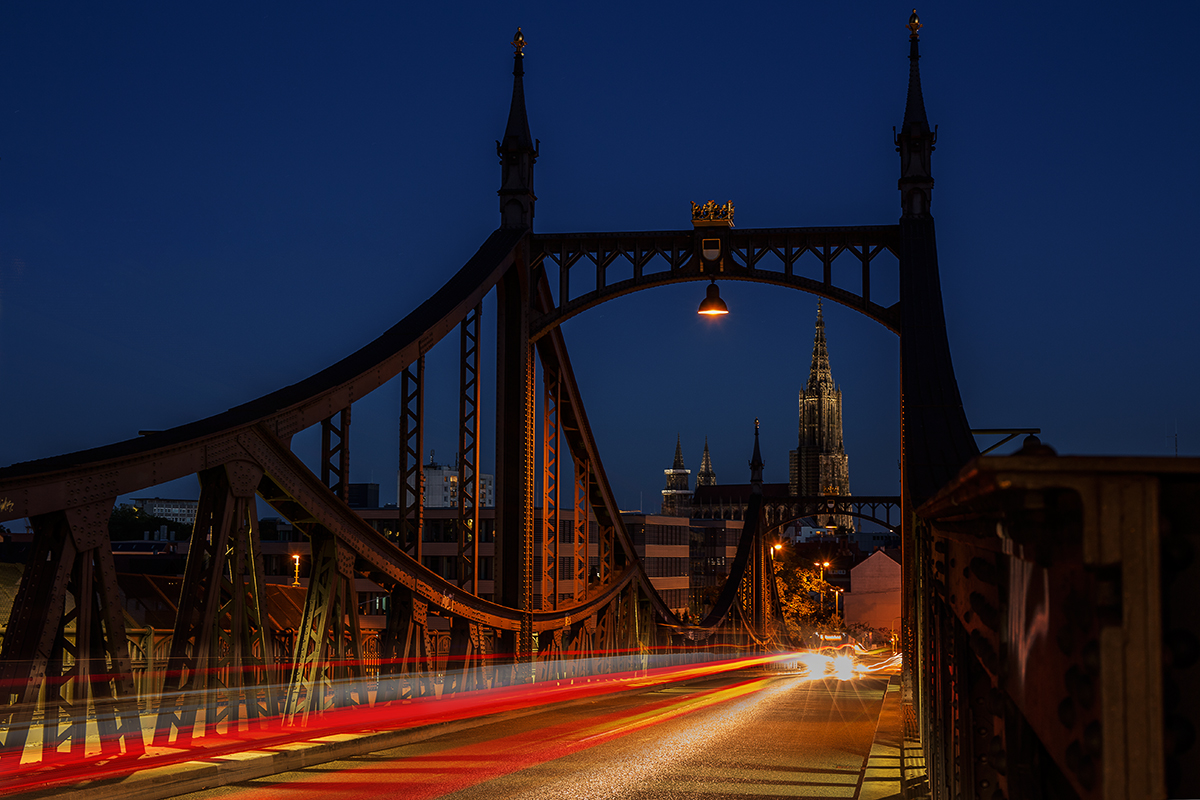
1;2;1197;516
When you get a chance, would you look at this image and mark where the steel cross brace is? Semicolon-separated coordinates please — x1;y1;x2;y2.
0;502;144;764
457;304;482;593
155;463;277;745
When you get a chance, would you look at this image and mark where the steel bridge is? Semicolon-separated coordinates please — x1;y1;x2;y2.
1;17;1198;800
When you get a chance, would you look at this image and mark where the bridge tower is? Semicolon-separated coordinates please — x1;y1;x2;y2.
895;11;977;503
894;9;979;744
493;27;540;668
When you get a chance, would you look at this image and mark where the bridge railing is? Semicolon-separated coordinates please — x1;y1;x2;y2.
914;451;1200;800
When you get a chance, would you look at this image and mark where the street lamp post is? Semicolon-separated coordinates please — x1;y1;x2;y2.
814;560;831;614
292;554;301;587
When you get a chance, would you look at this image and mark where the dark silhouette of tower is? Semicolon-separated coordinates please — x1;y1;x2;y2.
661;435;692;516
789;303;852;530
497;28;537;228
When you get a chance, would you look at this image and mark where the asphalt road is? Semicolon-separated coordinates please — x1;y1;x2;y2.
171;669;891;800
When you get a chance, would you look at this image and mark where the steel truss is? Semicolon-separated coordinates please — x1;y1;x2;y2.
457;304;482;593
400;357;424;559
321;406;351;502
528;226;901;340
154;462;276;745
0;502;144;763
692;493;902;532
540;362;561;610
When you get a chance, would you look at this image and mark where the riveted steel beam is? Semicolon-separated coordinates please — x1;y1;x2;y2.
321;406;351;501
0;502;144;763
400;358;424;559
457;304;482;593
540;364;561;610
155;462;276;745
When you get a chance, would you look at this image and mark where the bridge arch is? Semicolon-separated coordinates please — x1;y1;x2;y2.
527;226;901;341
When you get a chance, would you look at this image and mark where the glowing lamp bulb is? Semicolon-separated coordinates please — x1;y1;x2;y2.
697;281;728;315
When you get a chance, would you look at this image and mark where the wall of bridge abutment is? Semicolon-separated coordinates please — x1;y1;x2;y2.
907;454;1200;800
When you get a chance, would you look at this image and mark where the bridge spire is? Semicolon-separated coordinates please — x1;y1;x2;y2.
896;9;935;218
497;27;538;228
749;419;764;494
902;10;928;130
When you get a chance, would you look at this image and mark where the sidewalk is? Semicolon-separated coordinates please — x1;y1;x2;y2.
857;673;903;800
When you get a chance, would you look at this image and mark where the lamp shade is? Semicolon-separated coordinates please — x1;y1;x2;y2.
697;281;728;315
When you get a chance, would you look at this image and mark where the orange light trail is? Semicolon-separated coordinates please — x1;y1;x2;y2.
0;651;800;796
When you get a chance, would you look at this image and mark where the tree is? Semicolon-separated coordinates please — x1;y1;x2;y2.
108;504;190;541
772;543;837;641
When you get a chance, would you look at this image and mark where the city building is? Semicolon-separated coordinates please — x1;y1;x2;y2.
844;549;901;635
688;517;742;618
622;513;691;615
129;497;198;526
788;303;853;531
347;483;379;509
401;454;496;510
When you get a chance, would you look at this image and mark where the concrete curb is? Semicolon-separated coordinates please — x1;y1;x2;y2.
857;673;903;800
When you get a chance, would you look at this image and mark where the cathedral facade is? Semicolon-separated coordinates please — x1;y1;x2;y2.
789;303;853;530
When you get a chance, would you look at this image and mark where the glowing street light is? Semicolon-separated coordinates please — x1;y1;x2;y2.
697;281;728;315
292;554;301;587
814;560;831;612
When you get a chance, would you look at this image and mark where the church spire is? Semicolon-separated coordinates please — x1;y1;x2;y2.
697;437;716;487
807;302;834;391
497;28;538;228
895;10;936;219
672;434;686;469
749;419;764;494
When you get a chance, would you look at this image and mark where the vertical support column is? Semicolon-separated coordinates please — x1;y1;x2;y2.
282;530;364;721
205;463;277;736
597;512;614;588
573;456;590;603
156;463;275;744
495;243;536;676
0;502;144;763
400;358;425;560
458;304;482;594
320;406;351;501
541;364;561;610
377;586;433;702
860;245;872;304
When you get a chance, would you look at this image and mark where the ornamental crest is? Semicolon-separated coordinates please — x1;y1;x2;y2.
691;200;735;227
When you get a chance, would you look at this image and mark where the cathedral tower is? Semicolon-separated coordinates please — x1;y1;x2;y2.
789;303;852;530
661;436;692;516
696;438;717;488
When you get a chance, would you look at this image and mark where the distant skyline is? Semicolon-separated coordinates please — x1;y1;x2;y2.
2;2;1198;518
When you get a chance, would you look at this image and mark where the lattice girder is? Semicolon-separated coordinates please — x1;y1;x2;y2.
0;502;144;763
154;463;277;745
